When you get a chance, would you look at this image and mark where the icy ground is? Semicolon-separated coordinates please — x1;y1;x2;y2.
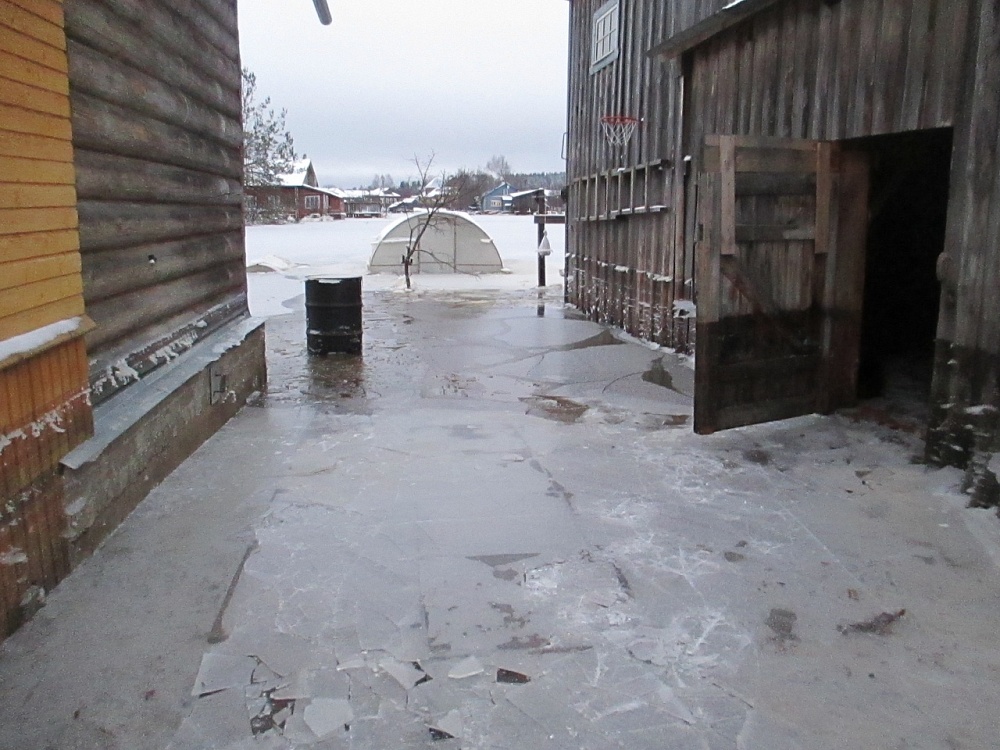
245;215;566;317
2;285;999;749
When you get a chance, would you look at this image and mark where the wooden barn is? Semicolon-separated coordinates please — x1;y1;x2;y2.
565;0;1000;505
0;0;264;636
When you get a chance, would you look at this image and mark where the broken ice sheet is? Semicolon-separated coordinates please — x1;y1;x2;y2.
429;709;463;740
379;656;428;689
448;656;485;679
303;698;353;739
496;667;531;684
191;653;257;697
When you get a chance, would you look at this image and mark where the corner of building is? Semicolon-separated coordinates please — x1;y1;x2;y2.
60;318;266;565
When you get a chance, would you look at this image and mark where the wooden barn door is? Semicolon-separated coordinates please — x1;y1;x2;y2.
694;135;870;434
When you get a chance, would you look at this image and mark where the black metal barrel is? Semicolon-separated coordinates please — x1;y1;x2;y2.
305;277;362;354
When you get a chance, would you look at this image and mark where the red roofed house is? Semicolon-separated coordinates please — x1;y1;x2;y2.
245;159;345;222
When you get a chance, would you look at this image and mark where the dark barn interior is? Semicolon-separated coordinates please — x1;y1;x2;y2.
854;129;953;416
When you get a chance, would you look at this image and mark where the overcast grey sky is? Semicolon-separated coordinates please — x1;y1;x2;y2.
237;1;570;189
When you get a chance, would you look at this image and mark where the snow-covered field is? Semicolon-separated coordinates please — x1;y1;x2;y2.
246;215;565;317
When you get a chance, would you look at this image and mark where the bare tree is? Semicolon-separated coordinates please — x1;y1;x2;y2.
485;154;512;181
447;168;493;210
399;155;480;290
368;173;396;190
242;68;297;187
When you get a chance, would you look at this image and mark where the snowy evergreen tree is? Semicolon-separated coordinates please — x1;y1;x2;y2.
242;68;297;186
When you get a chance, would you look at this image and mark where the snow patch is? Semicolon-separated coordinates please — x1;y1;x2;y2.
964;404;997;416
245;215;565;317
149;332;199;364
0;549;28;566
0;395;84;457
0;317;83;362
673;300;696;319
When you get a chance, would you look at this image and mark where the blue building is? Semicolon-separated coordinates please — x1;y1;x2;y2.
479;182;512;212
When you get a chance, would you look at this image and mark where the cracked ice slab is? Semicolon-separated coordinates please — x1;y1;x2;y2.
447;656;485;679
191;654;257;697
303;698;353;739
12;293;1000;750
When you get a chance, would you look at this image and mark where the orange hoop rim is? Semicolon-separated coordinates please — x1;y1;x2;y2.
600;115;639;126
599;115;640;149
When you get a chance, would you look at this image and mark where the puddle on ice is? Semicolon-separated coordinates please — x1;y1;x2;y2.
468;552;539;567
765;608;798;647
641;357;683;394
559;329;624;351
520;395;589;423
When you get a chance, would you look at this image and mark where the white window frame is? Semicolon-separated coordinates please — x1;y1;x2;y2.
590;0;620;74
304;194;320;211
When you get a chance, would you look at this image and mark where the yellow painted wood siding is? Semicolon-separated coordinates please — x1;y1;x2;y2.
0;0;85;343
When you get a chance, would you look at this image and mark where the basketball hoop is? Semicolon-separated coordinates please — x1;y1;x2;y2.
600;115;639;148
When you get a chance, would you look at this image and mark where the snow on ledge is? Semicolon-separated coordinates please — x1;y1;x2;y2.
0;317;84;364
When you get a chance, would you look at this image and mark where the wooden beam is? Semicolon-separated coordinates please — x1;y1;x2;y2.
814;142;832;255
648;0;786;60
734;224;815;242
720;136;737;256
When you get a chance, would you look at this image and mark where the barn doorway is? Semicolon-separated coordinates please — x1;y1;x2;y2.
853;128;953;422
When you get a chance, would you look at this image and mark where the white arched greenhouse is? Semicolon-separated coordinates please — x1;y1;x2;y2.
368;210;504;275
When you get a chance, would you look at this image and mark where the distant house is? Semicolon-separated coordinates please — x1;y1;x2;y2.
370;187;402;213
245;159;345;221
388;195;422;213
387;180;451;214
479;182;512;212
509;188;545;215
340;188;400;218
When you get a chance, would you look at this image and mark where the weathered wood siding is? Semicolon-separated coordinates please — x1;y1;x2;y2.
926;2;1000;495
679;0;1000;485
0;0;93;637
64;0;247;404
680;0;969;364
685;0;968;148
565;0;691;347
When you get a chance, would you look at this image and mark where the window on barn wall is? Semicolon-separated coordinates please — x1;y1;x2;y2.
590;0;620;73
304;195;320;210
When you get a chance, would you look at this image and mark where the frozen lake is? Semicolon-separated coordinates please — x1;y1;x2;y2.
246;214;565;317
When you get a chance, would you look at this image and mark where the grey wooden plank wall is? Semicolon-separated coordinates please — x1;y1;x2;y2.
566;0;695;348
685;0;968;146
926;0;1000;475
64;0;246;404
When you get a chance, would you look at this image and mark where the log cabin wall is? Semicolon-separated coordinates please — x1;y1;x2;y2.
566;0;688;348
0;0;94;637
63;0;247;405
